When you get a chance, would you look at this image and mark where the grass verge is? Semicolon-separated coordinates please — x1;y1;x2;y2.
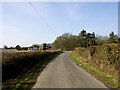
70;51;119;88
2;52;62;90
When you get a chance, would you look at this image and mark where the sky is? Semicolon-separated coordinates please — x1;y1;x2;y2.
1;2;118;48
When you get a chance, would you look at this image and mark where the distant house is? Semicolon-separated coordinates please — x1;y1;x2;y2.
29;45;39;50
28;43;51;50
33;47;38;50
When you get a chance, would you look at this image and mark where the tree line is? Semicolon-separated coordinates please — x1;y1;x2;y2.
52;30;120;51
4;43;52;50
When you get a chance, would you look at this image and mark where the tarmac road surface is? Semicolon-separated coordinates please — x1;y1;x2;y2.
33;51;107;88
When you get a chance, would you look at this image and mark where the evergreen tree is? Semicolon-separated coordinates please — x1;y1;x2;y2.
16;45;21;50
109;31;115;43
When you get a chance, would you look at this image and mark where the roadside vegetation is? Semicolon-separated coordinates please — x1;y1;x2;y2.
53;30;120;88
2;29;120;89
52;30;120;50
70;44;120;88
2;50;61;89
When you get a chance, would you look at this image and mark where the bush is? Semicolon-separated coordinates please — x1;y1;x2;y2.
74;44;120;75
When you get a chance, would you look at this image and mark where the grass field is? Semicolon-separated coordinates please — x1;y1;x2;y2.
2;49;61;89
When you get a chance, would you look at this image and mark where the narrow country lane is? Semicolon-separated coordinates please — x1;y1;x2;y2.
32;51;108;88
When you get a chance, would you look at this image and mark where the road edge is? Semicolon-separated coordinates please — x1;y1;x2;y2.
69;51;118;89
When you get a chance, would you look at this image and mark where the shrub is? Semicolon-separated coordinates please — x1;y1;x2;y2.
74;44;120;75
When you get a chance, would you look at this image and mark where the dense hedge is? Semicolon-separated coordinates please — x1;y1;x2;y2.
2;50;61;81
75;44;120;75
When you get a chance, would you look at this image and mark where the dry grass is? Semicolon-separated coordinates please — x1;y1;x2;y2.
73;44;120;88
2;50;60;63
70;52;119;88
2;50;61;81
75;44;120;79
